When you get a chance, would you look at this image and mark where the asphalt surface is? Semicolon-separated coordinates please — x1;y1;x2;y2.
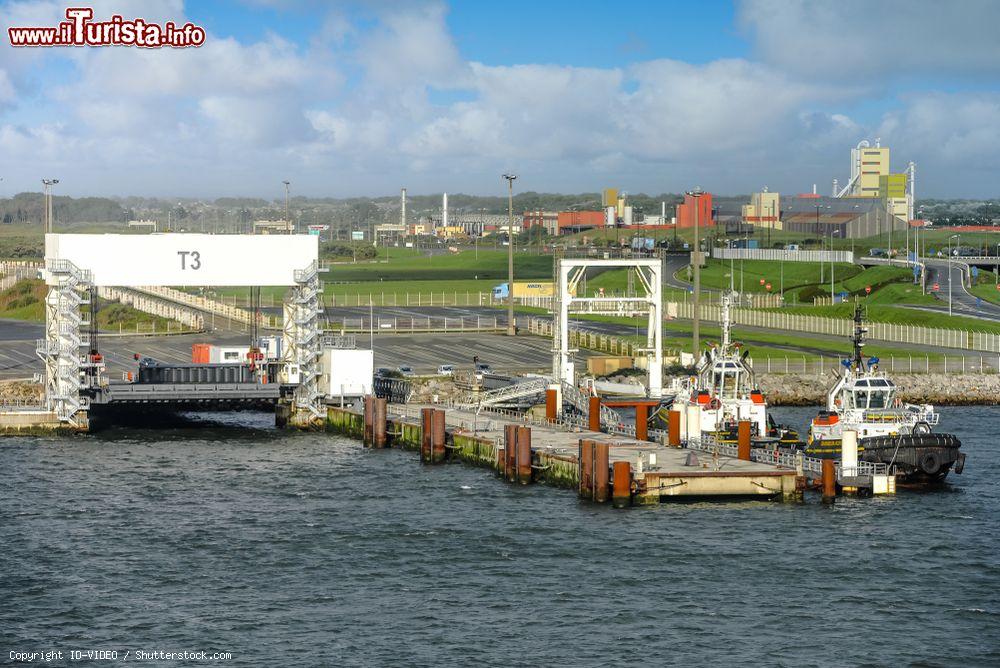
0;320;590;380
923;259;1000;322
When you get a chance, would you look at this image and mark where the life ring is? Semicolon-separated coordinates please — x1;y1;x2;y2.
708;398;722;410
919;451;942;475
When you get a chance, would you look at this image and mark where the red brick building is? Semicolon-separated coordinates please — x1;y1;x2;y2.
675;192;714;229
557;210;605;232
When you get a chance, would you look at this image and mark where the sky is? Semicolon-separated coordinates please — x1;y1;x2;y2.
1;0;1000;199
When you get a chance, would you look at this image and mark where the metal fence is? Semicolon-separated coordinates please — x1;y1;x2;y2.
712;248;855;263
672;301;1000;353
326;315;504;334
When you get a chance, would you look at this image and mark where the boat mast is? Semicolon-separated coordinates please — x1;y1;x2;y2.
721;290;732;351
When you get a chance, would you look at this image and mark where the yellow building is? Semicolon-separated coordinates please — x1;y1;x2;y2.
435;226;468;240
742;191;782;229
856;146;890;197
879;173;907;198
602;188;618;208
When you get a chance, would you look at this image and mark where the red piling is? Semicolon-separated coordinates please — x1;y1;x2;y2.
516;426;532;485
545;388;558;422
431;409;447;464
822;459;837;503
363;395;375;447
504;424;517;481
635;404;649;442
737;420;752;461
373;397;387;448
420;408;434;463
588;395;602;432
593;442;610;503
578;439;594;499
612;460;632;508
667;410;681;447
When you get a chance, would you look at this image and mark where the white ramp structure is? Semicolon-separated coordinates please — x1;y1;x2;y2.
554;257;664;404
42;233;322;426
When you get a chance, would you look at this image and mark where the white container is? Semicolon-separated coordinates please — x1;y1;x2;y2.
321;349;374;399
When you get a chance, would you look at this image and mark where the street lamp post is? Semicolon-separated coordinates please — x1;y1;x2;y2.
830;229;840;301
503;173;517;336
42;178;59;234
688;187;704;357
282;180;291;233
948;233;960;316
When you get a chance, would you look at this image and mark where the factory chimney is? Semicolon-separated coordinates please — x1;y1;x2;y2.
401;187;407;228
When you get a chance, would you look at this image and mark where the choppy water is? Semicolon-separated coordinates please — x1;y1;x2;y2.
2;407;998;667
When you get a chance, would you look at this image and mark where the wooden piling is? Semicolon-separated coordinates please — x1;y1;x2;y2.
822;459;837;503
667;410;681;446
737;420;751;461
612;460;632;508
373;397;387;448
588;395;601;432
593;442;610;503
431;409;447;464
516;426;532;485
636;404;649;442
420;407;434;463
545;388;558;422
578;439;594;499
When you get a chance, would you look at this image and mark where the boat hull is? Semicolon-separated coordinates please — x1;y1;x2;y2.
802;433;964;484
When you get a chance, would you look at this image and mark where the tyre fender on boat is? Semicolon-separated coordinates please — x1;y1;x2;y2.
912;421;932;435
919;450;943;475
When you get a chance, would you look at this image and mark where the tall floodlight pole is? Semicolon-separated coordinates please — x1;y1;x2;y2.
42;179;59;234
503;173;518;336
282;180;291;233
688;187;704;358
948;234;959;316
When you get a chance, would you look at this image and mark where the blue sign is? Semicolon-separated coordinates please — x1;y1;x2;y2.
913;265;921;277
972;266;979;278
839;291;849;299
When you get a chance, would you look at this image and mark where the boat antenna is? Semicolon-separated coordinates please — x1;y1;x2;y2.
850;303;867;371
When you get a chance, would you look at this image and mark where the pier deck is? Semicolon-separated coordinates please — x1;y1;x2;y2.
328;402;803;503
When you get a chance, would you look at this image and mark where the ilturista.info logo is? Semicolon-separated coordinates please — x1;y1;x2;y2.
8;7;206;48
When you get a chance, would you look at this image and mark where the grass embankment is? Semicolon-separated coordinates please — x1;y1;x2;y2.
764;303;1000;334
970;271;1000;306
0;279;174;330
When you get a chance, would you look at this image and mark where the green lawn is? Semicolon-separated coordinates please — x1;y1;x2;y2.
0;279;175;329
970;271;1000;306
688;258;862;294
769;303;1000;334
325;249;553;282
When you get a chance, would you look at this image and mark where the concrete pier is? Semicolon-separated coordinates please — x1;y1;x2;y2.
329;401;803;504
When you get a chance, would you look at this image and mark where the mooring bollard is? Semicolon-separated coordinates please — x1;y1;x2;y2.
588;395;601;432
363;395;375;447
516;426;532;485
593;442;610;503
737;420;751;461
420;408;434;463
373;397;387;448
578;438;594;499
431;409;447;464
636;404;649;442
667;410;681;447
612;460;632;508
821;458;837;503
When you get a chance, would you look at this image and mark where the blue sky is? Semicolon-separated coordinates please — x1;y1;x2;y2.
1;0;1000;199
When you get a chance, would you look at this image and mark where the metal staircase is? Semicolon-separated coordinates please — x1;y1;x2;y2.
456;377;549;409
283;261;323;419
37;259;92;424
561;381;622;427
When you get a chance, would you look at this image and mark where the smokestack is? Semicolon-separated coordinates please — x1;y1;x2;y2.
401;187;407;227
661;201;666;222
813;183;817;195
442;192;448;229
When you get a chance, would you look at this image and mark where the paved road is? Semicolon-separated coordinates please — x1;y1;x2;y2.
923;259;1000;322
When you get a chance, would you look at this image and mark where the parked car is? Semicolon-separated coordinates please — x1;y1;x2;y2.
437;364;455;376
397;366;415;377
374;367;393;378
474;362;493;379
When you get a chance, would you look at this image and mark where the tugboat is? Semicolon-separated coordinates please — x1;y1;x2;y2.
671;290;801;447
805;306;965;484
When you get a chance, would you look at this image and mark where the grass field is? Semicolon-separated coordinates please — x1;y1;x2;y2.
0;279;175;329
970;271;1000;306
769;303;1000;334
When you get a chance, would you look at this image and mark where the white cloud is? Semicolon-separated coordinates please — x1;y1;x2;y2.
739;0;1000;80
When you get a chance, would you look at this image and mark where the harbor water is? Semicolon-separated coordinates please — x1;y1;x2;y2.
3;406;999;666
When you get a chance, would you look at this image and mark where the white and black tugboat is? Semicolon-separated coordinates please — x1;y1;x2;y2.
671;290;801;447
805;306;966;484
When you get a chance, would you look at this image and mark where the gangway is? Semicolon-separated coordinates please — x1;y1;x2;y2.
455;377;549;409
560;380;623;428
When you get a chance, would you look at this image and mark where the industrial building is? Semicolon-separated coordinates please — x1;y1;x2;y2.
675;192;715;229
741;191;780;229
557;210;605;233
777;196;907;239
